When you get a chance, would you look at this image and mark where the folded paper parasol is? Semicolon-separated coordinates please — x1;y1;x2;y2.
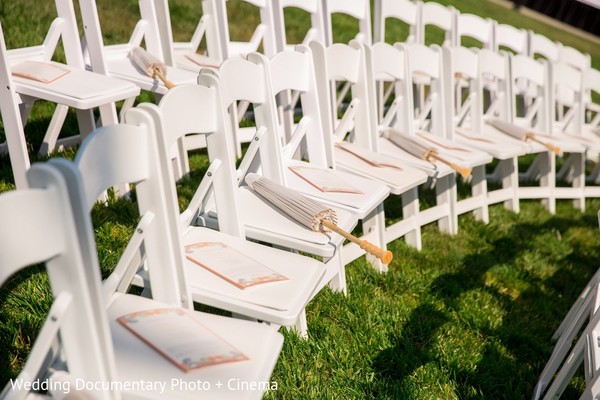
129;47;175;89
385;129;472;178
486;118;560;154
245;174;393;265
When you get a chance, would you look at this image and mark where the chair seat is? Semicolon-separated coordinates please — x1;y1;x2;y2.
108;294;283;400
13;61;140;109
198;187;358;258
284;159;390;218
416;131;494;168
377;136;455;178
181;226;325;325
455;126;531;160
333;142;429;195
106;57;199;94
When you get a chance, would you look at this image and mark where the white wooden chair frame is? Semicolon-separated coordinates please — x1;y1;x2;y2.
0;0;139;189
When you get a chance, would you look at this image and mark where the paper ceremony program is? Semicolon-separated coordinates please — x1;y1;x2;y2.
117;308;248;372
288;165;364;194
185;242;288;289
12;61;70;83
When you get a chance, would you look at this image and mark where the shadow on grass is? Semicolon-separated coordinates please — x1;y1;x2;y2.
371;205;600;399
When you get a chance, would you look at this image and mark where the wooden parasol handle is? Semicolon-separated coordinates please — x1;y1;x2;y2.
525;133;560;155
152;68;176;89
321;220;393;265
424;150;472;179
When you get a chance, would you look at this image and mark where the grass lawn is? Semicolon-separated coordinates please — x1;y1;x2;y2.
1;0;600;398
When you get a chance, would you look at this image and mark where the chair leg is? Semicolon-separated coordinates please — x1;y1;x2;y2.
292;308;309;339
39;104;69;156
539;152;556;214
571;153;586;211
436;175;458;234
327;250;347;296
402;187;422;250
362;203;388;273
501;158;520;213
471;165;490;224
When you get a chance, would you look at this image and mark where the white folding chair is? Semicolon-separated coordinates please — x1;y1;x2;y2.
77;0;199;97
120;88;326;336
192;58;358;294
271;0;325;53
0;0;139;189
444;46;530;214
265;46;395;271
510;54;587;212
321;0;372;46
401;43;493;224
533;285;600;399
419;1;456;46
69;93;323;337
373;0;421;45
532;211;600;399
53;115;284;399
533;266;600;399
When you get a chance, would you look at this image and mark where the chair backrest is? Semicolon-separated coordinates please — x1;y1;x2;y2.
528;31;560;62
510;54;551;132
0;164;118;400
494;22;528;55
402;42;448;138
310;40;377;152
550;61;583;134
373;0;421;44
268;46;330;167
478;48;512;121
419;1;455;46
143;77;248;238
559;44;591;71
204;53;286;185
454;12;493;49
442;45;482;136
271;0;325;53
367;41;413;138
322;0;372;45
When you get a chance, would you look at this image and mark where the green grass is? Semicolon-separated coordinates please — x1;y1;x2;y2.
1;0;600;398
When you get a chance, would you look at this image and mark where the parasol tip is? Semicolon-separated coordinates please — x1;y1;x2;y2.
381;250;393;265
244;173;261;188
